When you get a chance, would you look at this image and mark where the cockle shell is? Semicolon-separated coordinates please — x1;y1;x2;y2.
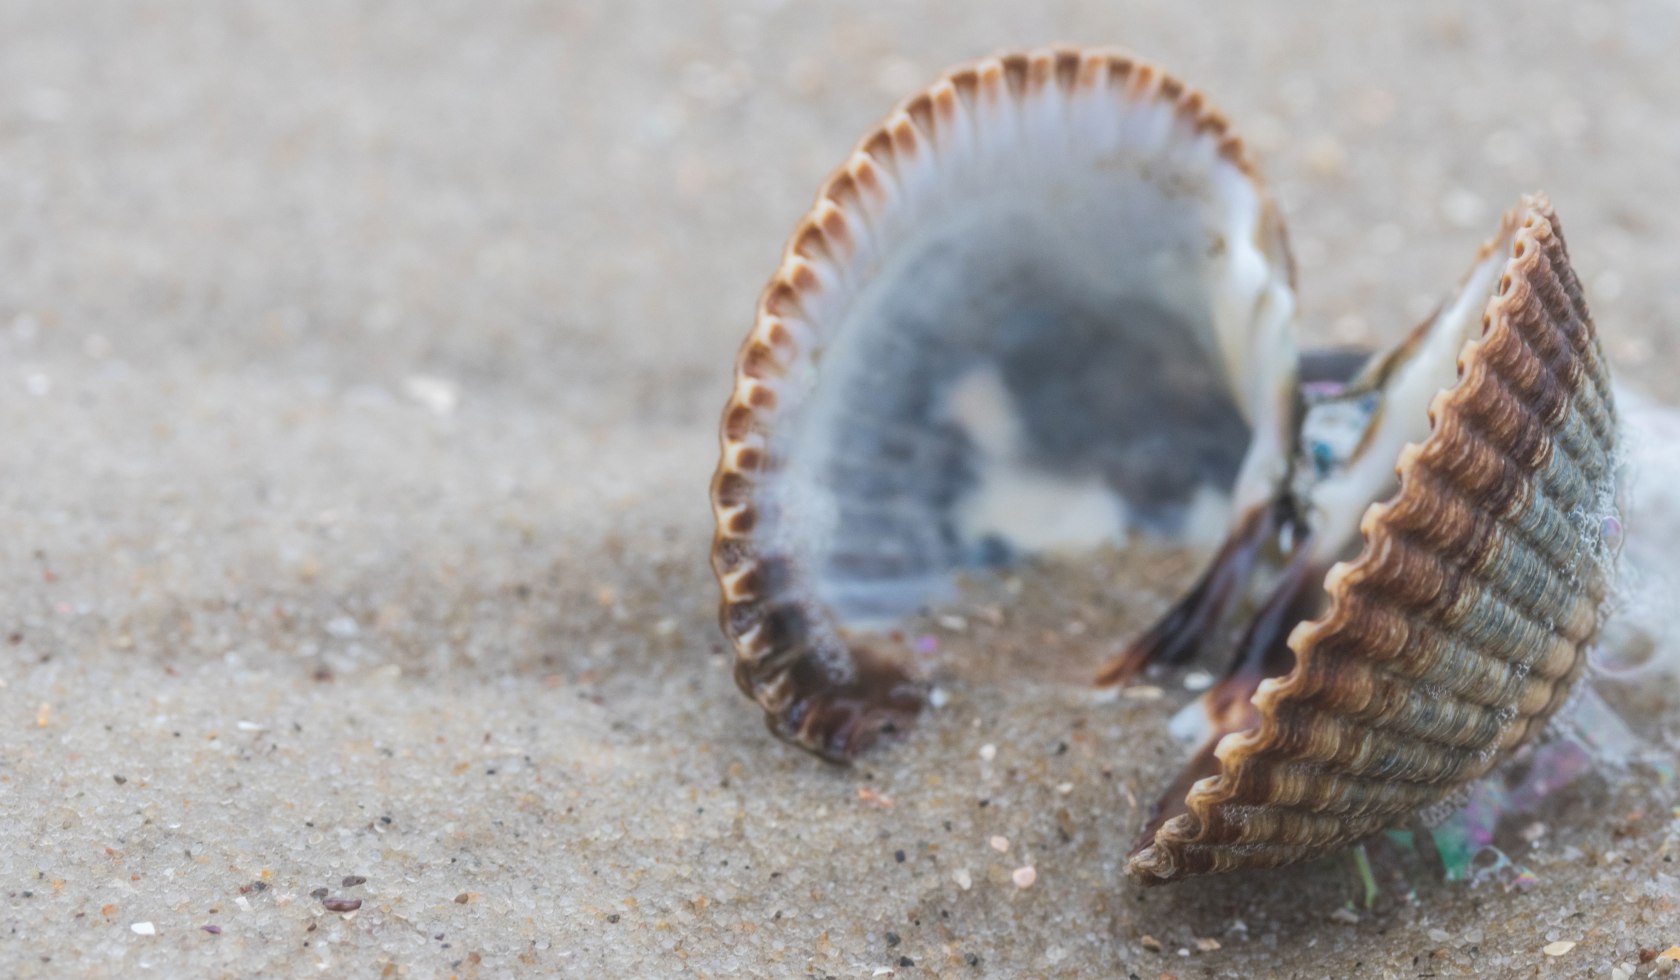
714;47;1299;759
709;47;1621;883
1128;199;1619;882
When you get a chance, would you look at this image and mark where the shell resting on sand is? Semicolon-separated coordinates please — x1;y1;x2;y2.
709;48;1620;883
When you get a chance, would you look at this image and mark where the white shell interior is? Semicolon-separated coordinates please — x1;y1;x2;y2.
760;83;1297;626
1300;244;1510;563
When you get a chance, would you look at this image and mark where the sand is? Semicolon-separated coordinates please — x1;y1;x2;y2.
1;1;1677;977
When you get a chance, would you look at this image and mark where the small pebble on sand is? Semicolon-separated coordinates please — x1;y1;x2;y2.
989;836;1009;853
1011;866;1036;888
130;922;156;936
857;786;894;808
1542;940;1576;956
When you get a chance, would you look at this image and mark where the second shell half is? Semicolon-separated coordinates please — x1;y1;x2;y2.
710;48;1621;883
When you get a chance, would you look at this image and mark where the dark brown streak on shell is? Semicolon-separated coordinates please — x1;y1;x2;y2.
1128;197;1617;883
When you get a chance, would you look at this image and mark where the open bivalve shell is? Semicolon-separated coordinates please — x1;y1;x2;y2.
712;48;1299;760
710;47;1620;882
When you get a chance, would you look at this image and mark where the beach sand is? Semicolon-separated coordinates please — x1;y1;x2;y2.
2;1;1677;976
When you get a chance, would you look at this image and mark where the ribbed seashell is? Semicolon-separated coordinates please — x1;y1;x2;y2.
710;47;1620;882
712;48;1299;761
1127;198;1620;882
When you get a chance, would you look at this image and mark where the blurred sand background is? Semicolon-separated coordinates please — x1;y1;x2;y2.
2;1;1678;977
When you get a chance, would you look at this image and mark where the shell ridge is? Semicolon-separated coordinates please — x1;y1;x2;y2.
1286;638;1563;746
1356;576;1588;683
1225;750;1469;817
1162;721;1419;861
1427;404;1607;561
1413;375;1611;579
1155;770;1397;862
1257;702;1497;787
1391;463;1587;585
1486;294;1614;455
1245;694;1496;789
1444;326;1599;484
1176;754;1476;869
1375;478;1603;639
1503;213;1617;436
1276;487;1592;726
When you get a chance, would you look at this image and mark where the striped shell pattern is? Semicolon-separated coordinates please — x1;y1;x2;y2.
710;48;1620;883
1130;203;1619;881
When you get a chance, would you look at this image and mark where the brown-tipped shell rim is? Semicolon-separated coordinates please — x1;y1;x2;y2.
1129;195;1618;882
711;47;1298;760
